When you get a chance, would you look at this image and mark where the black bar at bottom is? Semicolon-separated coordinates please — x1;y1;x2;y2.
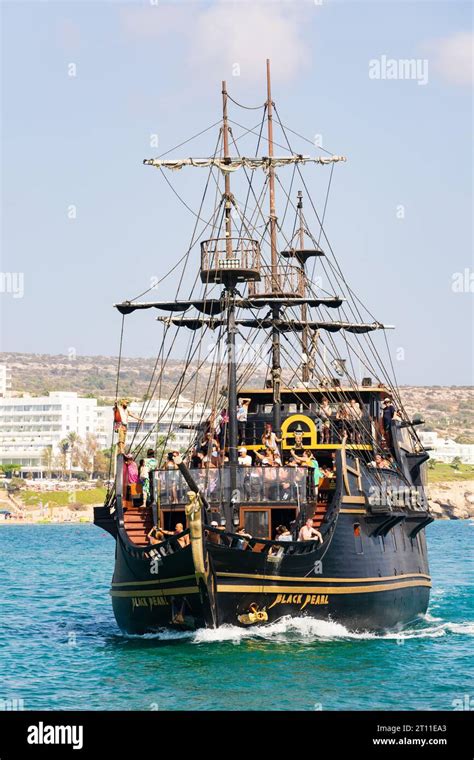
0;710;471;758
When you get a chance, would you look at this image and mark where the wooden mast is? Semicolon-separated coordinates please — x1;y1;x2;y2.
222;81;233;260
298;190;310;383
222;80;238;519
266;59;278;287
266;59;281;437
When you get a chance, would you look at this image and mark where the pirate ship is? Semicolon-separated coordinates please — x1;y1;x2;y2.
94;61;432;633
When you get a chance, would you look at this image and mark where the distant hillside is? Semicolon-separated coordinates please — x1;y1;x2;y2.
1;353;472;442
0;352;268;403
400;386;474;443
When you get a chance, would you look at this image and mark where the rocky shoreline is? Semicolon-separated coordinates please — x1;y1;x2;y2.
428;480;474;520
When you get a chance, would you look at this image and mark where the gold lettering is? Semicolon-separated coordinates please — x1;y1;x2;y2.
268;594;283;610
300;594;312;611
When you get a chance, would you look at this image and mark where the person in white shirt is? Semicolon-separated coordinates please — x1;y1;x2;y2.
237;397;251;443
238;446;252;466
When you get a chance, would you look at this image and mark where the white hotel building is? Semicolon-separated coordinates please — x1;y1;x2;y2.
0;392;98;474
418;431;474;466
0;390;209;476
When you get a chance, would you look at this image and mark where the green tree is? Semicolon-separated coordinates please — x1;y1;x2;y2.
58;440;69;479
66;432;81;478
451;456;462;470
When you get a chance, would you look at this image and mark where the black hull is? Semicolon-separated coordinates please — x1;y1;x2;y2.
110;510;431;634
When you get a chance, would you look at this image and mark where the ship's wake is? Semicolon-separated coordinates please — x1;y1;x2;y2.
118;614;474;645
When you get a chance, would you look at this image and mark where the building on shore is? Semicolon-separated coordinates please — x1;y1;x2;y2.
0;392;210;477
0;365;12;398
418;431;474;465
0;392;98;475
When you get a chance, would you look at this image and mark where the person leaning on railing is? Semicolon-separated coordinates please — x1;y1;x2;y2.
290;449;323;502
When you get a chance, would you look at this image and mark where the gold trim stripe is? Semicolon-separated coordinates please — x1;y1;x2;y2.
112;574;196;588
217;571;431;583
110;586;198;598
340;508;366;514
216;580;432;595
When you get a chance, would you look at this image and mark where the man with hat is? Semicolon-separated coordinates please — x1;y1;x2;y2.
382;397;395;448
113;398;144;455
206;519;225;545
237;446;252;466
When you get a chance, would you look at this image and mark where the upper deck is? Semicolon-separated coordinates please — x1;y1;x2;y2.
233;384;389;453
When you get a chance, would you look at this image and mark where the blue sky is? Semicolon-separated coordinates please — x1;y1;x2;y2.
1;0;472;385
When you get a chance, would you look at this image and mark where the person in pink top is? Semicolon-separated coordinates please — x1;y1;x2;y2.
123;455;139;484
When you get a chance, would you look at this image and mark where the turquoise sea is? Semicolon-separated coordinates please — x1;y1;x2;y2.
0;521;472;711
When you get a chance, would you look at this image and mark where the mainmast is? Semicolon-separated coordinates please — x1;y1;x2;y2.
298;191;310;383
221;80;238;500
222;81;233;260
266;59;278;288
266;59;282;438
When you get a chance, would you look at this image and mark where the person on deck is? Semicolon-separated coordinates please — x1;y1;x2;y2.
321;419;331;444
275;525;292;541
237;398;251;444
114;399;144;455
318;397;335;441
298;518;323;543
164;451;179;504
382;397;396;447
335;404;349;443
157;522;190;549
262;422;282;456
138;458;148;506
234;526;252;550
200;431;220;455
147;525;165;545
376;453;391;469
140;449;158;507
291;450;323;501
238;446;252;466
216;408;229;448
123;455;139;484
255;447;280;466
206;520;225;545
347;399;363;443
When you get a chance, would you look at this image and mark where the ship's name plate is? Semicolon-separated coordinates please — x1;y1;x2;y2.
132;595;169;610
268;593;329;611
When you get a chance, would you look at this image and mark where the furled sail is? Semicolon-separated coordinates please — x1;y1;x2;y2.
143;155;347;173
115;296;344;315
156;316;392;333
115;299;225;316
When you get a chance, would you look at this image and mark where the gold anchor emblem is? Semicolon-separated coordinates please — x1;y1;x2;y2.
237;603;269;625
